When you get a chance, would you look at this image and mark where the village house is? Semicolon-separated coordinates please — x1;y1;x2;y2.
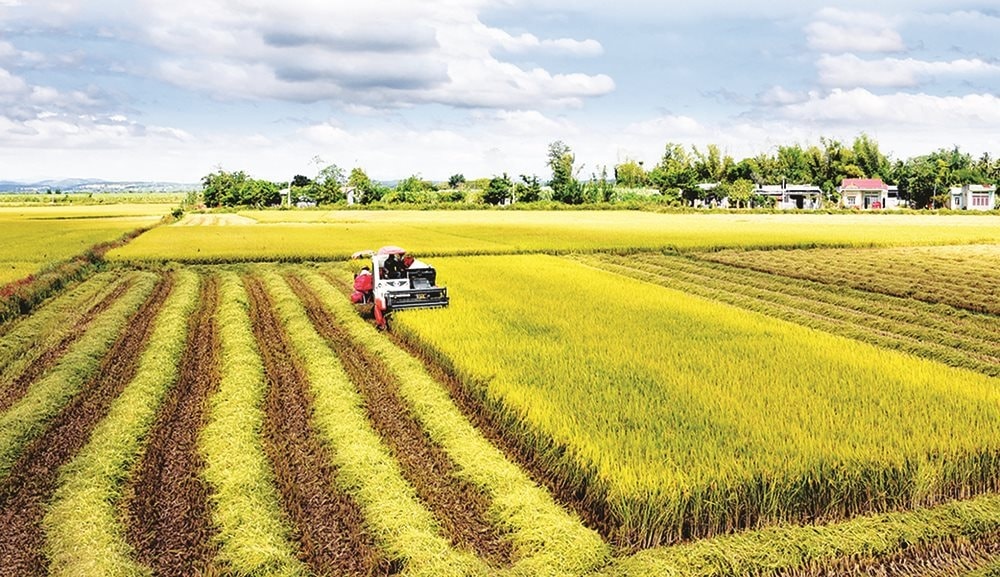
754;183;823;210
947;184;996;211
838;178;903;210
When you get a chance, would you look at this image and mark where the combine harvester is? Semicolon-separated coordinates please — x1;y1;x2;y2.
351;246;449;328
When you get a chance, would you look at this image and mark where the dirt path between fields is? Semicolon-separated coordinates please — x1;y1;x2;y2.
0;274;173;576
0;278;134;413
244;275;388;576
123;274;220;576
286;274;512;567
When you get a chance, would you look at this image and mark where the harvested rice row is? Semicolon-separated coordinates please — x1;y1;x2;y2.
0;270;158;479
285;271;512;567
602;494;1000;577
259;268;485;577
0;276;136;413
0;271;116;381
124;273;221;575
43;269;200;576
0;272;172;575
306;267;610;577
656;252;1000;346
244;274;386;576
198;271;306;576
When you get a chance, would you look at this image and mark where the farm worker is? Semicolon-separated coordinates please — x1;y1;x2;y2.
385;254;406;279
351;267;373;303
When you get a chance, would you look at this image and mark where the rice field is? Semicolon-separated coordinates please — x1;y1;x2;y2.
2;207;1000;576
106;210;1000;262
392;255;1000;549
0;204;170;285
704;244;1000;315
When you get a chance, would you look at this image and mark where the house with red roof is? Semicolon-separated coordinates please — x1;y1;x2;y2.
838;178;902;210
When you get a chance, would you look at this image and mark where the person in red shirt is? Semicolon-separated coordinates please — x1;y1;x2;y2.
351;266;373;303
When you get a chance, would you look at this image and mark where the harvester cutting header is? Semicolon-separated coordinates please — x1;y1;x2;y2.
351;246;449;328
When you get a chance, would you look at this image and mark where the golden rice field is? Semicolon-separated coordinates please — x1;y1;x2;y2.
0;205;169;285
3;207;1000;576
106;210;1000;262
393;255;1000;549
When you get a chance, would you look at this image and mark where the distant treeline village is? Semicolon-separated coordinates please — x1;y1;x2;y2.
201;135;999;210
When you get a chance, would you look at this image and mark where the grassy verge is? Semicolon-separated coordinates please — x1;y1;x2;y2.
600;494;1000;576
0;271;157;479
198;271;305;576
259;267;485;576
43;269;200;576
0;271;115;376
305;266;610;576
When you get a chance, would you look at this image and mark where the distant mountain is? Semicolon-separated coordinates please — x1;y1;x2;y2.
0;179;197;193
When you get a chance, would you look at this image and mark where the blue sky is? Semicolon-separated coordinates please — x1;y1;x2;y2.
0;0;998;182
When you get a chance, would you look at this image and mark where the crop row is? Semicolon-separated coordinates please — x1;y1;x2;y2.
704;244;1000;315
0;265;607;576
392;254;1000;551
582;253;999;377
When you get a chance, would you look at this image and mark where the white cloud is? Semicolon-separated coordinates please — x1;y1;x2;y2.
781;88;1000;126
805;8;905;53
492;31;603;56
759;85;808;106
129;0;612;109
818;54;1000;88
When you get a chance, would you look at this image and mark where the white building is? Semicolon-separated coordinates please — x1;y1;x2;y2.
947;184;996;211
839;178;903;210
755;183;823;210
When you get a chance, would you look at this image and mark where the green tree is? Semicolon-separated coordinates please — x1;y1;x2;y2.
852;133;891;180
586;166;615;203
728;178;755;208
547;141;582;203
448;174;466;189
201;169;280;207
775;145;811;184
649;143;696;203
693;144;734;184
348;167;382;204
311;164;345;205
897;147;975;208
514;174;542;203
614;159;647;188
483;173;513;205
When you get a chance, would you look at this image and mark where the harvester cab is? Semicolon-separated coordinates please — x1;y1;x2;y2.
356;246;449;328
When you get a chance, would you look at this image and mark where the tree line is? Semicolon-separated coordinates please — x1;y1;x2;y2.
200;135;1000;209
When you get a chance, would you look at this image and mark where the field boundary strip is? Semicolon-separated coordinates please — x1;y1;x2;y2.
309;266;611;576
43;269;200;576
244;273;388;575
198;271;306;576
0;271;172;574
260;268;487;577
